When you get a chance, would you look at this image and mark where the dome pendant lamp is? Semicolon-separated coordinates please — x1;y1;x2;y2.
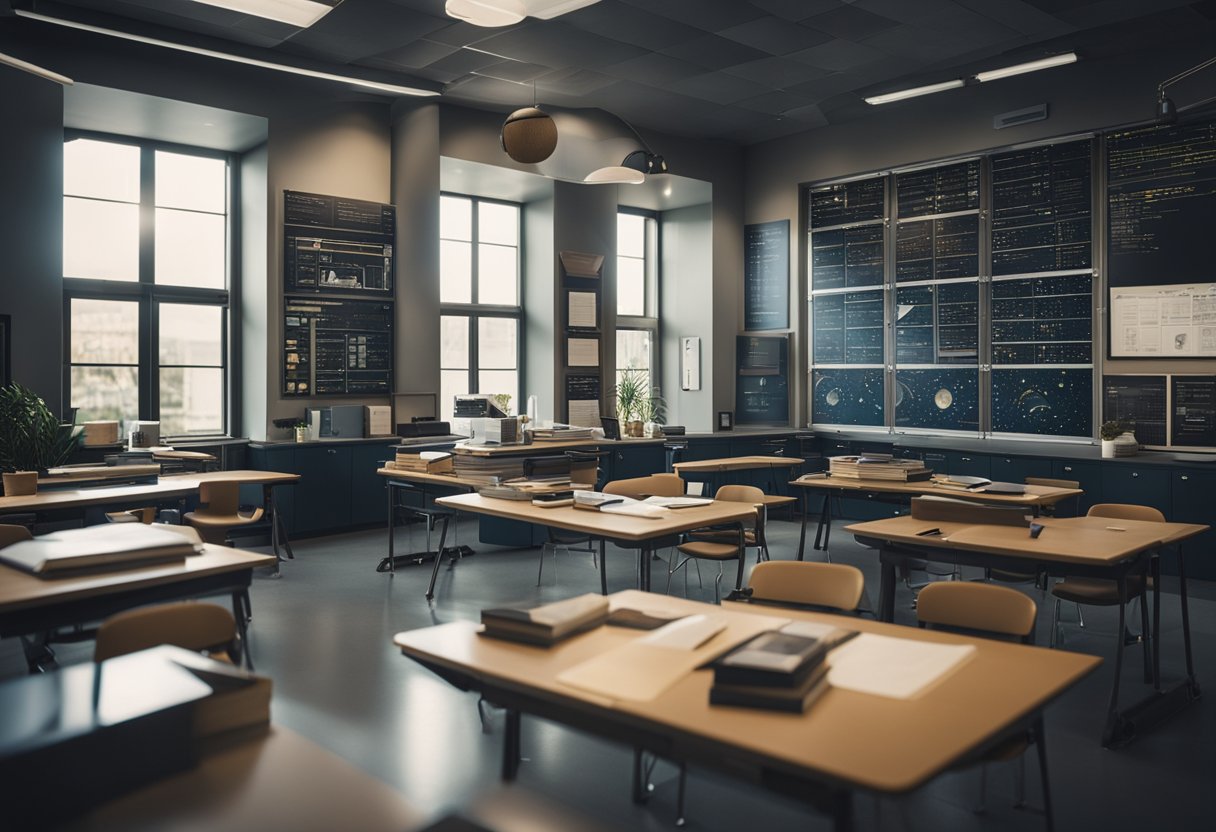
501;82;557;164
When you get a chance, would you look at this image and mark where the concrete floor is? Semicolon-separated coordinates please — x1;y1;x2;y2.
4;510;1214;831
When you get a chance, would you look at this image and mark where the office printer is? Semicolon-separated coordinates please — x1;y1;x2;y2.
470;418;519;445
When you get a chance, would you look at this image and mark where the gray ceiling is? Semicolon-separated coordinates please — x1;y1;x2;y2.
19;0;1216;144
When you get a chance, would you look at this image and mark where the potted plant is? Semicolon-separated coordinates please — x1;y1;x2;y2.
614;368;647;437
640;386;667;438
490;393;513;416
0;383;82;495
1099;420;1133;458
293;420;310;443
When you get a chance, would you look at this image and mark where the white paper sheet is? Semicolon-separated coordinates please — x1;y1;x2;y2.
568;338;600;366
637;615;726;650
568;291;598;328
827;633;975;699
568;400;601;428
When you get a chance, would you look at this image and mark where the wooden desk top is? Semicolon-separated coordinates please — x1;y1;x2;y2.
0;471;299;513
66;727;422;832
394;590;1099;794
436;492;757;543
376;467;592;493
846;515;1209;567
674;455;802;473
0;544;276;614
790;475;1082;507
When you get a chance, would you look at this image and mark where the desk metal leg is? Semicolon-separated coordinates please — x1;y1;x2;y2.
796;492;809;561
1152;555;1162;691
386;485;396;574
813;493;831;552
502;709;521;782
831;790;854;832
424;515;451;602
232;589;254;671
1178;545;1198;691
599;540;608;596
878;555;897;622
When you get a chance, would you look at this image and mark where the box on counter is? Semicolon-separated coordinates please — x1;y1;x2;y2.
365;405;392;437
82;420;120;446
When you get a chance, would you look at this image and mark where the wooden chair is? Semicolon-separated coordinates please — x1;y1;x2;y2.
987;477;1082;586
745;561;864;613
603;474;685;500
916;582;1052;828
666;484;757;604
184;480;264;546
1050;504;1157;666
105;507;157;524
0;524;33;548
94;601;238;663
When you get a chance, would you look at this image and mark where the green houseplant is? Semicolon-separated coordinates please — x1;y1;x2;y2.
614;368;648;437
1099;419;1135;459
0;384;82;494
638;386;667;438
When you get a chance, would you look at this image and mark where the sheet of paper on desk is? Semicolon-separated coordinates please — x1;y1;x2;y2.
637;615;726;650
827;634;975;699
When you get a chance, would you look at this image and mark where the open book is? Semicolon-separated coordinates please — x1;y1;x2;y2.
0;524;202;576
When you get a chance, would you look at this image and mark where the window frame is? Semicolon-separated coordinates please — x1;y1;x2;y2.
62;130;237;440
615;207;661;391
439;193;523;413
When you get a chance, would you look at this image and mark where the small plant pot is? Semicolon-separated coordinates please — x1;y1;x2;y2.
627;420;644;438
294;426;309;443
1101;439;1116;458
2;471;38;496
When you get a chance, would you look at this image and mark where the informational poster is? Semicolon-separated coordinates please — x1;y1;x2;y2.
1172;375;1216;447
1109;283;1216;357
565;374;601;428
283;298;393;396
1102;375;1168;446
284;191;396;296
743;220;789;331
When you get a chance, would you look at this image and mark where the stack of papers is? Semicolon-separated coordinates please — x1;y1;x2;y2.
0;524;202;576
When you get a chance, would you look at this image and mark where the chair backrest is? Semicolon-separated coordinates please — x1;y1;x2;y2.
1025;476;1081;490
714;484;765;504
603;474;685;499
747;561;865;612
0;524;33;548
94;601;237;663
917;582;1037;642
1087;503;1165;523
198;481;242;515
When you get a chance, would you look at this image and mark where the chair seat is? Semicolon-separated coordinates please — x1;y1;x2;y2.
676;541;740;561
990;568;1037;583
690;529;757;545
1051;575;1151;605
185;508;264;528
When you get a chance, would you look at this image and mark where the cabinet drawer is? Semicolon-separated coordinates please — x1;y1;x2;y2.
1052;460;1101;516
1100;467;1170;514
989;456;1052;483
946;452;991;478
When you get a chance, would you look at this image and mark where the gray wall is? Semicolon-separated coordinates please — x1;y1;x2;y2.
239;143;269;440
660;203;714;433
0;67;64;414
522;192;557;420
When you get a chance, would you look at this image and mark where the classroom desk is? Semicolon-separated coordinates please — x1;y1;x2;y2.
66;727;423;832
847;514;1207;747
431;493;756;602
0;470;300;566
790;476;1084;559
394;590;1100;831
0;543;275;672
673;455;803;497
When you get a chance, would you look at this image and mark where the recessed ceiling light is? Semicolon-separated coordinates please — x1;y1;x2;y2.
446;0;526;28
186;0;341;29
584;166;645;185
864;79;964;106
975;53;1077;83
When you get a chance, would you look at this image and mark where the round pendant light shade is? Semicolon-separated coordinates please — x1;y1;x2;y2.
501;106;558;164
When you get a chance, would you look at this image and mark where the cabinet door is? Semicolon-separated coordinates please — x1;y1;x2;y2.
248;446;297;533
350;443;396;527
1171;471;1216;581
293;446;352;533
946;452;991;479
611;445;666;481
989;455;1053;484
1100;466;1170;516
1052;460;1101;516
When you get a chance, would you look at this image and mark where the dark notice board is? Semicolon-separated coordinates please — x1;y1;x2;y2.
744;220;789;331
284;190;396;296
283;298;393;397
735;335;789;425
1103;375;1168;447
1172;375;1216;447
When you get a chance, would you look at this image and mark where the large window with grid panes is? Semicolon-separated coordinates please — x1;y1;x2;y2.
439;194;522;422
615;209;660;396
63;134;233;439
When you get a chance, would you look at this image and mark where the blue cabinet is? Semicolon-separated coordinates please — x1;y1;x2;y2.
945;452;991;479
1052;460;1102;516
1171;470;1216;581
989;455;1053;484
609;444;666;481
1099;465;1170;516
350;443;395;526
293;446;352;534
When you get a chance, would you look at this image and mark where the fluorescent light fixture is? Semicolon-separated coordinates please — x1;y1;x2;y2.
15;10;437;97
186;0;340;29
0;51;73;85
583;166;645;185
975;52;1077;83
446;0;526;27
530;0;601;19
864;79;964;106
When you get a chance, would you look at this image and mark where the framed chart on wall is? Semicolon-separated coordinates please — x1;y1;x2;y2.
744;220;789;331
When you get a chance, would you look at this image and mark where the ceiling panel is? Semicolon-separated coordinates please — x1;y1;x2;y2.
560;3;704;51
660;34;771;71
805;4;902;40
618;0;766;32
472;20;647;69
718;16;832;55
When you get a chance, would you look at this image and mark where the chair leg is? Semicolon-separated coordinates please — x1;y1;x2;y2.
536;542;548;587
1035;718;1055;832
1138;587;1152;683
713;567;724;605
676;764;687;827
1050;599;1061;648
1075;602;1085;629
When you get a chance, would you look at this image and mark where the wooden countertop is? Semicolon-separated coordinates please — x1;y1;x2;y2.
790;476;1082;507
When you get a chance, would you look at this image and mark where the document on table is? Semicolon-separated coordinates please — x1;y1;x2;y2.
568;291;598;329
827;633;975;699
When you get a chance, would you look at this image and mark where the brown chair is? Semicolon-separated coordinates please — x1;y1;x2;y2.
185;480;264;546
94;601;238;663
105;507;157;524
1050;504;1158;660
0;524;33;548
687;484;770;564
666;484;757;604
602;474;685;500
746;561;865;613
987;477;1083;586
916;582;1052;827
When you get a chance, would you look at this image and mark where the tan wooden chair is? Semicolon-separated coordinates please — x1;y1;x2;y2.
1050;504;1158;663
916;581;1051;826
745;561;865;613
687;484;770;563
184;480;264;546
666;484;759;604
602;473;685;500
104;507;157;524
94;601;238;663
0;523;33;548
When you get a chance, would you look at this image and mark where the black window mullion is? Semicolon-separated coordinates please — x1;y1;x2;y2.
139;146;155;421
469;313;479;395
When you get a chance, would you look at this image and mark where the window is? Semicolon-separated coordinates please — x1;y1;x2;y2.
439;194;521;422
63;135;232;438
616;210;659;394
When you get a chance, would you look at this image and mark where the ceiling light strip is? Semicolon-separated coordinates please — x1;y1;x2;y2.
15;9;437;97
186;0;339;29
864;79;964;106
975;53;1077;83
0;50;73;85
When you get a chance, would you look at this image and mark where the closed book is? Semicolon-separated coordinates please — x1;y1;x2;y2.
0;524;199;576
713;627;854;688
481;593;610;646
710;663;831;713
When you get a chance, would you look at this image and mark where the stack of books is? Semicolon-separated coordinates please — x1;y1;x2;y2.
930;474;992;490
709;624;855;713
452;454;526;483
480;593;610;646
828;455;932;481
387;451;454;474
530;426;596;441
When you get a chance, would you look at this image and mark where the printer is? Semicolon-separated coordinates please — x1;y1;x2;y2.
469;417;519;445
